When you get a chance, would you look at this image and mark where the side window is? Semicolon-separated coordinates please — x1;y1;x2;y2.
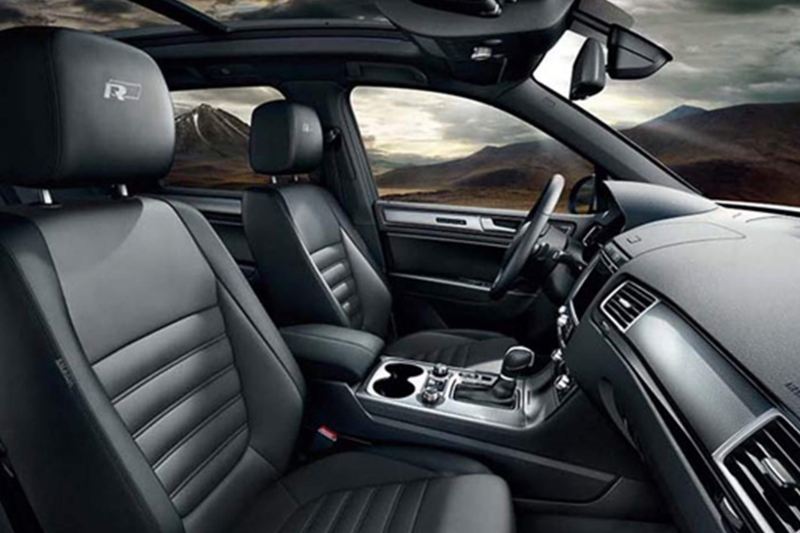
350;87;591;212
164;87;310;190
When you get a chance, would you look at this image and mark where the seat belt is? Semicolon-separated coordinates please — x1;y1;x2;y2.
0;439;43;533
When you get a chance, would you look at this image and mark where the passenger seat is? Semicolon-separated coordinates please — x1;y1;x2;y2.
243;101;517;370
0;27;514;533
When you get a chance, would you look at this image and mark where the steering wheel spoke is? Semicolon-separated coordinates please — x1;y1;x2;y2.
489;174;565;299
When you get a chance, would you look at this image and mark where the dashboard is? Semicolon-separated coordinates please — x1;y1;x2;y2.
560;183;800;533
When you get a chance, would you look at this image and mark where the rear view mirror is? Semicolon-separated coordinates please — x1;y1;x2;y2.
607;25;672;80
570;38;606;101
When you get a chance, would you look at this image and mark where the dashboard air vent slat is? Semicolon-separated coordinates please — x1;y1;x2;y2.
600;281;658;332
718;415;800;532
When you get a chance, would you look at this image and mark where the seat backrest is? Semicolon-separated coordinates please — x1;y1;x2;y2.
0;27;305;533
243;102;392;337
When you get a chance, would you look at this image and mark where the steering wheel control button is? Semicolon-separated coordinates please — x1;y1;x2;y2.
432;363;449;378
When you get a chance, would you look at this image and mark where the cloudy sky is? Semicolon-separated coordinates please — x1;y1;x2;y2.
1;0;798;165
540;0;800;127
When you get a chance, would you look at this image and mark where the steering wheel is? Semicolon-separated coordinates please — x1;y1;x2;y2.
489;174;565;299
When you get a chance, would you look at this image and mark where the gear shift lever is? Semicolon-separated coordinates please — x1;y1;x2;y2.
453;346;535;408
492;346;535;401
501;346;536;378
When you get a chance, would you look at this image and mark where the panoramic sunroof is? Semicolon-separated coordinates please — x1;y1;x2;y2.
180;0;384;22
0;0;176;32
0;0;386;35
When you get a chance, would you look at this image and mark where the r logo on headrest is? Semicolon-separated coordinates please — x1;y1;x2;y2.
103;79;142;102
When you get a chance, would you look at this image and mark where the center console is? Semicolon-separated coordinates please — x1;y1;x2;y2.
355;342;572;433
300;242;659;510
360;359;532;428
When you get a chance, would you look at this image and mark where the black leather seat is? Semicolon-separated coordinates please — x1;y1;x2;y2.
0;27;514;533
243;101;517;370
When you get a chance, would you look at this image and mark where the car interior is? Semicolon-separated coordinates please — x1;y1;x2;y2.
0;1;798;533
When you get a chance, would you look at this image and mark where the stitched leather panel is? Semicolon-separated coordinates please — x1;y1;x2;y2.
279;480;429;533
310;241;363;329
92;304;249;518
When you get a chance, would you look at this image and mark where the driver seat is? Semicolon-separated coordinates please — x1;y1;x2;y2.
243;101;516;370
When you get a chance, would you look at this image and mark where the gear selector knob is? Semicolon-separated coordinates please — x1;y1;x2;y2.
501;346;535;378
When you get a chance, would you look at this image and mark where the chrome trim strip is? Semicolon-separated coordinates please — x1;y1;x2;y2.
383;208;484;231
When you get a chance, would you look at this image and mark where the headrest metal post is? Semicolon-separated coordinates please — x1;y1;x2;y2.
115;184;129;198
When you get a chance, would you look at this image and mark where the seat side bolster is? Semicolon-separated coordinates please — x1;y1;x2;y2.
0;212;181;533
340;230;392;337
243;187;350;328
159;197;306;398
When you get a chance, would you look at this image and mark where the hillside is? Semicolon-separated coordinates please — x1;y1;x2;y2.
169;104;259;189
164;100;800;207
375;101;800;208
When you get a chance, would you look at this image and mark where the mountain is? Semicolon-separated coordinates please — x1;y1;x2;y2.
375;101;800;208
170;104;257;189
166;101;800;207
624;101;800;204
645;105;706;126
174;103;250;159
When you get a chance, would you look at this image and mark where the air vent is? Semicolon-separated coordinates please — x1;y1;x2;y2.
600;281;658;332
715;413;800;532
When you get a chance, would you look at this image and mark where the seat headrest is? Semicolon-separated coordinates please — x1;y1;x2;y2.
0;27;174;188
249;101;323;175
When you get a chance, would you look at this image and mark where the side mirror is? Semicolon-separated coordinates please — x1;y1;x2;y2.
607;25;672;80
568;175;598;214
570;38;606;101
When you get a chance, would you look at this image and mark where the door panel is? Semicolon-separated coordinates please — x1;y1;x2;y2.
377;200;592;340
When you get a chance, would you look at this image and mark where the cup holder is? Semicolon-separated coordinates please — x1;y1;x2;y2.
373;363;424;399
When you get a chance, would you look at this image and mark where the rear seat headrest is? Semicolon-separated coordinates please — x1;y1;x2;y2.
0;27;174;188
249;101;323;176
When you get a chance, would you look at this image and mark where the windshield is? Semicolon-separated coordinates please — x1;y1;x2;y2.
535;0;800;208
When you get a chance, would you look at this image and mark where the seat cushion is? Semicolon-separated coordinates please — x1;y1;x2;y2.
233;447;514;533
385;330;517;371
